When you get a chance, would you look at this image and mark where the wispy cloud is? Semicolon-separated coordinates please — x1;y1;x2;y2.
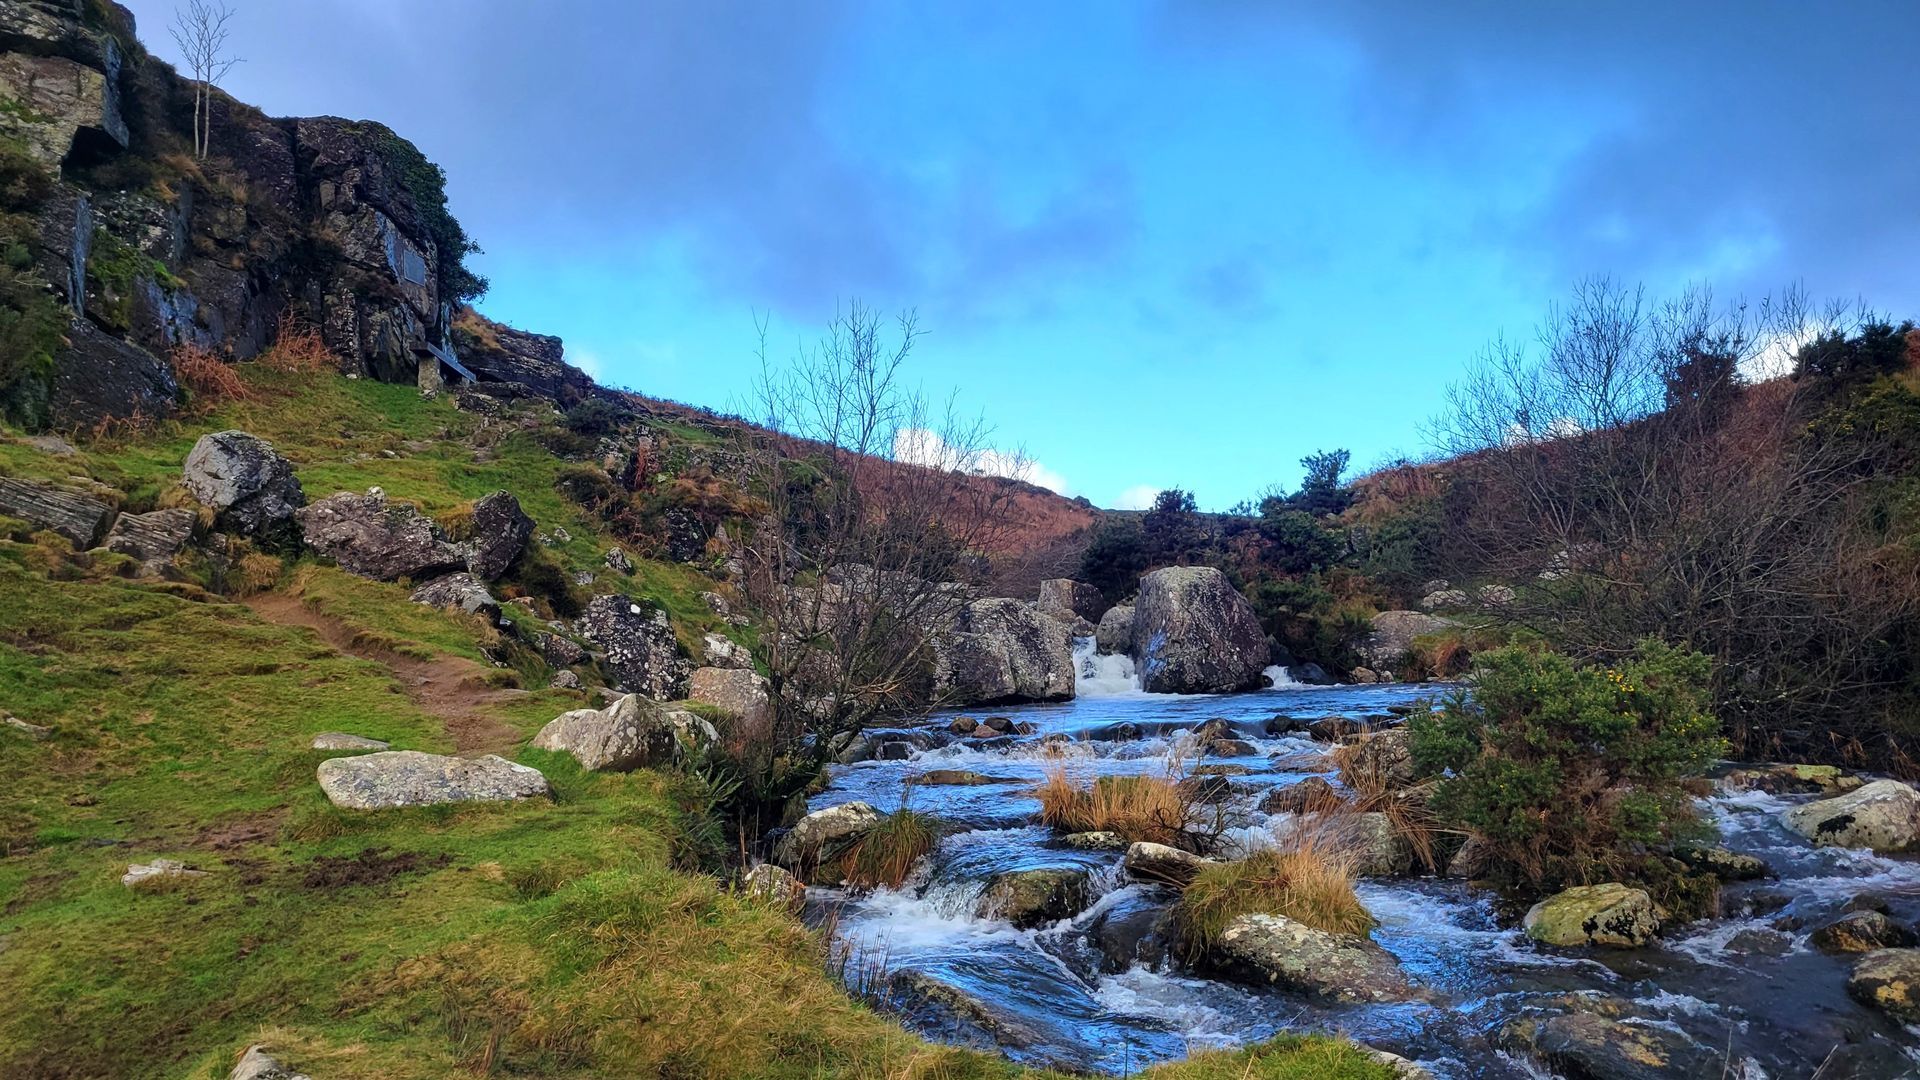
893;427;1071;495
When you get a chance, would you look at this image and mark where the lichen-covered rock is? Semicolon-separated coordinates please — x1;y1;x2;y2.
1129;567;1267;694
1206;913;1413;1003
1352;610;1453;670
103;507;196;572
687;666;772;734
701;631;751;669
1036;578;1108;628
409;572;500;621
772;801;883;882
741;862;804;910
1781;779;1920;853
573;594;691;701
1523;883;1660;948
228;1045;312;1080
1670;844;1769;881
122;858;204;888
0;45;125;168
460;490;533;580
934;597;1074;705
181;432;304;540
1061;830;1126;851
1341;727;1417;788
1811;911;1918;954
316;751;550;810
310;732;388;751
978;868;1091;928
1344;811;1415;877
0;476;113;546
531;693;705;772
1094;603;1135;654
1260;777;1340;815
1848;948;1920;1023
1123;841;1211;885
295;490;466;581
1721;762;1863;796
886;969;1048;1051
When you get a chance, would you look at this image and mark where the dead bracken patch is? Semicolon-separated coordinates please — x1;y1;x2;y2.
301;847;451;890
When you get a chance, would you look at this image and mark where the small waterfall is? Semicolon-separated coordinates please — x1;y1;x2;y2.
1073;636;1142;697
1262;664;1302;690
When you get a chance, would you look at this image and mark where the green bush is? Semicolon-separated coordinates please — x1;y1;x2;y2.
1409;639;1725;888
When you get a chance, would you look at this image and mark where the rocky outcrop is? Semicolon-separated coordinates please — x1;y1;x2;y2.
103;506;195;572
530;693;710;772
47;317;179;430
978;868;1091;928
182;432;304;540
228;1045;312;1080
0;29;125;168
772;801;882;883
408;572;500;621
1036;578;1107;629
461;490;532;580
1352;610;1452;671
686;666;772;734
1123;841;1211;885
1206;913;1412;1003
295;490;465;582
0;476;112;546
315;751;551;810
1094;603;1134;654
1523;884;1659;948
573;594;691;700
1781;779;1920;852
451;314;593;403
1848;948;1920;1023
1129;567;1267;694
933;596;1074;705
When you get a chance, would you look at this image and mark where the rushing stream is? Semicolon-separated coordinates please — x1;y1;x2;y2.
803;641;1920;1077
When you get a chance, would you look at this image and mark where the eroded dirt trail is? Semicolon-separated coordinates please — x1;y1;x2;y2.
242;592;525;754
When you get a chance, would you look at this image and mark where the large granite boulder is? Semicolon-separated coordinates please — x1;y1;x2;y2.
408;572;500;621
1094;603;1135;654
530;692;710;772
934;596;1074;705
1523;883;1659;948
686;666;772;734
1123;841;1212;885
316;751;551;810
0;476;112;546
1036;578;1108;628
978;868;1092;928
103;506;196;572
182;431;304;540
1341;727;1417;788
1205;913;1412;1003
1129;567;1267;694
1781;779;1920;853
1352;610;1452;671
461;490;532;580
1848;948;1920;1023
573;594;692;701
295;490;465;581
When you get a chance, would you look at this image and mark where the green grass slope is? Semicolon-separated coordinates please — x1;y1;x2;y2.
0;370;1391;1079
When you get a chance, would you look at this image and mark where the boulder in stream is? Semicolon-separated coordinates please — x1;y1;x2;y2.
1206;913;1413;1003
1848;948;1920;1023
1781;779;1920;853
1259;776;1340;815
1094;603;1134;654
1123;841;1211;885
1670;844;1769;881
1522;883;1660;948
1130;567;1268;694
1501;1002;1720;1080
1811;911;1918;954
933;597;1075;704
773;801;883;883
979;868;1092;928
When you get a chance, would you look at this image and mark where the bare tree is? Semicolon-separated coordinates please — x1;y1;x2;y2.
733;302;1029;828
170;0;241;159
1431;279;1920;761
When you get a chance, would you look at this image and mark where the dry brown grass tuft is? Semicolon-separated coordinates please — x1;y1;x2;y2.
1179;838;1373;956
258;315;334;374
1036;768;1204;849
172;342;253;412
835;809;935;890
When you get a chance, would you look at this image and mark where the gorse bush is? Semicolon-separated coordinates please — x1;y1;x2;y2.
1409;639;1724;888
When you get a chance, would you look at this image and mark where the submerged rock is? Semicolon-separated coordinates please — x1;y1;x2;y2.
1847;948;1920;1023
531;693;709;772
1811;911;1918;954
1206;913;1412;1003
1060;830;1126;851
887;969;1048;1050
1086;885;1178;973
979;868;1092;928
1781;779;1920;853
1129;567;1268;694
316;751;551;810
1523;884;1660;948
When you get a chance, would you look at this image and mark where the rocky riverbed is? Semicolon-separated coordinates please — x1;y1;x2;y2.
798;653;1920;1078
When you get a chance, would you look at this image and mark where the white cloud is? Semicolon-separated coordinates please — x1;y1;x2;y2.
1742;323;1820;383
570;348;605;379
1113;484;1161;511
893;427;1071;495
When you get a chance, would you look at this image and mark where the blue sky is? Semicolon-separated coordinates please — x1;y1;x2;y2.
123;1;1919;509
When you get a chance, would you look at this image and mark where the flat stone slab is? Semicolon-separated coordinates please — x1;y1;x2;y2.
310;732;390;751
316;751;551;810
0;476;114;547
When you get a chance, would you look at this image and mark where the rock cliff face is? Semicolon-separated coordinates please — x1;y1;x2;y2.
0;0;594;431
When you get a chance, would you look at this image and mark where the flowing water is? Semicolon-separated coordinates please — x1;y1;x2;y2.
803;641;1920;1077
